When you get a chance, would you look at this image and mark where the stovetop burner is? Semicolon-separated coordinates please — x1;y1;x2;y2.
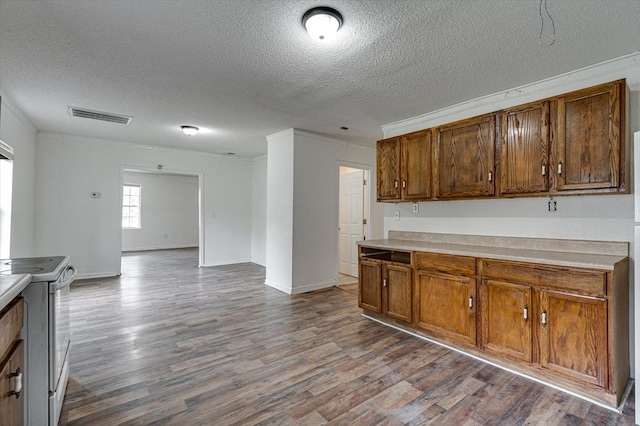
0;256;69;281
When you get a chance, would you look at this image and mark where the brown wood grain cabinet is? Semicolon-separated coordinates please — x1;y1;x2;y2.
376;131;431;202
358;246;629;408
0;298;24;426
382;263;412;323
376;79;626;202
434;114;496;199
358;248;412;323
358;258;382;313
413;253;477;346
554;80;625;193
376;137;401;201
499;101;550;195
480;279;532;362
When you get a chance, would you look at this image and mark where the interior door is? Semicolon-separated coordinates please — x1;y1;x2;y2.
339;169;364;277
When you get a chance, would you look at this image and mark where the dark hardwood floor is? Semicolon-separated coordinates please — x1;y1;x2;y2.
59;248;635;425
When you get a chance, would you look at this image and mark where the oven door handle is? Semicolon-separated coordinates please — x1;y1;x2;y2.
50;265;77;292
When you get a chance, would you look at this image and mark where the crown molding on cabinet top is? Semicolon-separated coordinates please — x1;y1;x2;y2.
382;52;640;139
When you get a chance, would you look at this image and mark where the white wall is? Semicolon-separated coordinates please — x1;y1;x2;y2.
0;92;37;257
265;130;295;292
381;53;640;380
121;172;199;251
34;132;252;278
251;155;267;266
265;128;382;294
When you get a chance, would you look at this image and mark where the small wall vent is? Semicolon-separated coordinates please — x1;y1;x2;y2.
68;107;133;125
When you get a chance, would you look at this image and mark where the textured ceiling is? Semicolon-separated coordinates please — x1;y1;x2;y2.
1;0;639;158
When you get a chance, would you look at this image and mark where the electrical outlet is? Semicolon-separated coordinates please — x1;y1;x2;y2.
394;211;400;221
547;197;557;212
412;203;419;213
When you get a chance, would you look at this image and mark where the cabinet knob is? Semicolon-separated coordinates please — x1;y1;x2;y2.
488;171;493;183
468;296;473;309
402;180;406;189
557;163;562;175
523;306;528;320
541;164;546;177
9;367;22;399
394;180;398;189
383;278;387;287
541;310;547;326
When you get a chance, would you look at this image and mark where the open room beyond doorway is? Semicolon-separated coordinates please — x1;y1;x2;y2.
338;165;369;282
120;168;203;271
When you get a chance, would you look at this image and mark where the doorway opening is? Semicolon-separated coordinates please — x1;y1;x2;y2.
119;167;204;273
338;165;369;286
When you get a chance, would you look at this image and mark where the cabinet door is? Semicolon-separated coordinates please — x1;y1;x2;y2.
0;340;24;426
481;279;532;362
540;290;607;387
434;114;496;199
377;137;401;201
414;269;476;345
500;101;550;195
382;263;412;323
555;80;623;192
358;259;382;313
401;131;431;200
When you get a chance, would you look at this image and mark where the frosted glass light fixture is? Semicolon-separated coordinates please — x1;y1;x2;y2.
302;7;343;41
181;125;199;136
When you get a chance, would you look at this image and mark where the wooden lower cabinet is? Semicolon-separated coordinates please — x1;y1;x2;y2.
0;341;24;426
383;263;412;323
358;249;629;408
480;279;532;362
358;251;412;323
358;258;382;313
540;290;607;387
414;269;476;345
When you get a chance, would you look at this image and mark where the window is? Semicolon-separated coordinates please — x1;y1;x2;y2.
122;184;141;229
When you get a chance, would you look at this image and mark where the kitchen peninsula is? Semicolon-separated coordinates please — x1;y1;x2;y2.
357;231;630;410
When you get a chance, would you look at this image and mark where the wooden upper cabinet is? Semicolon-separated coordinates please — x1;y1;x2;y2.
377;137;401;201
554;80;625;192
401;131;431;200
434;113;496;199
500;101;550;195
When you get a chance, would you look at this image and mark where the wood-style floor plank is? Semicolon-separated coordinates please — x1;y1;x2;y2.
59;248;635;425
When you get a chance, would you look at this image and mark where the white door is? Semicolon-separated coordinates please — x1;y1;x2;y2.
339;169;364;277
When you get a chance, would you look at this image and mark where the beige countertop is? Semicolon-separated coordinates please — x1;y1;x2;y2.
0;274;31;310
357;238;627;270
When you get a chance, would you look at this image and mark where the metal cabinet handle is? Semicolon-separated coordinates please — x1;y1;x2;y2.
468;296;473;309
542;164;546;176
488;171;493;182
541;310;547;326
523;306;528;320
9;368;22;399
394;180;398;189
557;163;562;175
383;278;387;287
402;180;406;189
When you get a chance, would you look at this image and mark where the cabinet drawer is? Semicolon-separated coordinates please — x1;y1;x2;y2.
0;298;24;362
415;252;476;276
482;260;606;296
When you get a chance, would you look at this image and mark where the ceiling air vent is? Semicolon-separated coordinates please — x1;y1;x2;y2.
68;107;133;125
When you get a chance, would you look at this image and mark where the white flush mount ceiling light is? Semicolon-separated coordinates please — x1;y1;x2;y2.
302;6;343;41
181;125;199;136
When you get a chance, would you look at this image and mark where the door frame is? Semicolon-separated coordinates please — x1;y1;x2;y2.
118;166;205;273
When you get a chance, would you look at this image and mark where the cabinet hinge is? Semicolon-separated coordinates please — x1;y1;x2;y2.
363;219;367;225
363;179;367;186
